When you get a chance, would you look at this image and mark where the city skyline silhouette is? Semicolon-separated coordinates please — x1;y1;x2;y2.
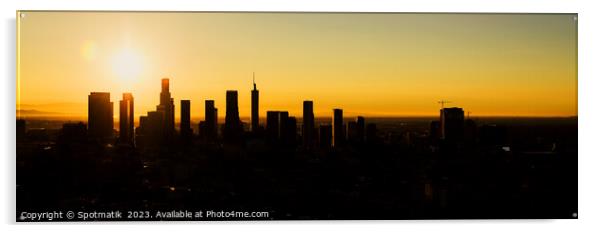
16;11;577;221
15;72;579;121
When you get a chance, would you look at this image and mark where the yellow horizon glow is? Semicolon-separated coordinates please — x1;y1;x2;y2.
16;12;577;120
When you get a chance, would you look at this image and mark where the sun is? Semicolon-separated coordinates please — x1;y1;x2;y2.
111;48;143;82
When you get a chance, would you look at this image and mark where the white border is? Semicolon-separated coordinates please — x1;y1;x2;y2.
2;0;601;232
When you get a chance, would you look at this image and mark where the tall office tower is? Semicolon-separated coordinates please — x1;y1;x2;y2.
251;73;259;132
302;100;314;148
318;124;332;149
180;100;192;138
332;108;344;147
119;93;134;144
440;107;465;143
266;111;280;141
224;90;241;141
88;92;113;140
158;78;175;138
278;111;289;141
204;100;217;141
347;116;366;143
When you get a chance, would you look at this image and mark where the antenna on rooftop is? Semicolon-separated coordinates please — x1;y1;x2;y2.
253;72;256;90
437;100;451;109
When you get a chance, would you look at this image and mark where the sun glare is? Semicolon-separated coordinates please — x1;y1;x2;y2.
111;48;143;82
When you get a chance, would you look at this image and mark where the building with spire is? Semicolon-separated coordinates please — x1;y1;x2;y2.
135;78;175;146
158;78;175;138
251;72;259;133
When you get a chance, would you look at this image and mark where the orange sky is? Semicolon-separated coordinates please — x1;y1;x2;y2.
17;12;577;120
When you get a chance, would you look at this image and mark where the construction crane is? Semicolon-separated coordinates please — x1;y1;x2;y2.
437;100;451;109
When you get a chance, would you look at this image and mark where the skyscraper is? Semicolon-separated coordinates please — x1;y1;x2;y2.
224;90;241;141
180;100;191;138
332;108;344;147
135;78;175;146
440;107;465;143
158;78;175;138
251;73;259;133
119;93;134;144
278;111;289;141
88;92;113;140
204;100;217;141
266;111;280;141
303;100;314;148
346;116;365;143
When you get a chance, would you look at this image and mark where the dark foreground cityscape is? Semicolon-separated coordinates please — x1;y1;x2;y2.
16;78;577;221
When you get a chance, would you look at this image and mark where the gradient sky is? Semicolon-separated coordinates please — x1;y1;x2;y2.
17;12;577;120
